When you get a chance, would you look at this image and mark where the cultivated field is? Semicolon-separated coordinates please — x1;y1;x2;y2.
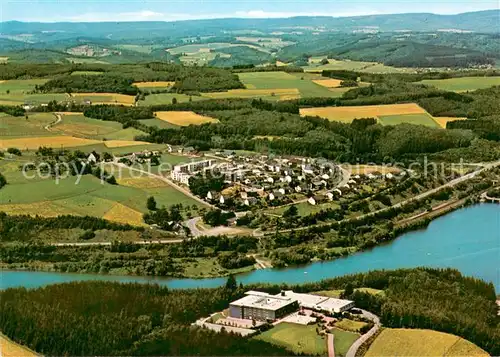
365;328;488;356
70;93;135;106
0;135;101;150
167;42;265;55
0;334;38;357
133;81;175;88
203;88;300;101
0;79;48;93
304;58;416;74
312;79;343;88
0;113;57;138
419;76;500;92
53;113;146;141
154;111;218;126
300;103;431;123
238;71;342;98
433;116;468;129
140;93;206;106
102;202;146;226
254;322;327;355
378;113;439;128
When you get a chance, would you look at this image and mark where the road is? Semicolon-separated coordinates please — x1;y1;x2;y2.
44;112;62;131
112;162;215;209
327;333;335;357
275;159;500;234
346;309;381;357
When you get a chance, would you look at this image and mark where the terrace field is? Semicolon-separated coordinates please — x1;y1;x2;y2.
419;76;500;92
300;103;431;124
365;328;488;356
154;111;219;126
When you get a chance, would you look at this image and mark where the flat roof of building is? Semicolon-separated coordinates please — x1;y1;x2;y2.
230;291;296;311
277;291;353;311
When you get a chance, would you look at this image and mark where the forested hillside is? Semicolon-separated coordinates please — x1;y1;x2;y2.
1;268;498;355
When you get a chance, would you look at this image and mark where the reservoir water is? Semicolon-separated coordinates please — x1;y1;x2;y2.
1;204;499;291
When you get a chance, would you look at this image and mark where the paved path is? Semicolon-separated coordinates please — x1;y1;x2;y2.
327;333;335;357
346;309;381;357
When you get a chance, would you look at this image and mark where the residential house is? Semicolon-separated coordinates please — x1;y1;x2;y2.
308;194;327;205
244;197;258;206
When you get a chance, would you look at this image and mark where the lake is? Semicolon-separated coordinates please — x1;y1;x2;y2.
1;204;499;291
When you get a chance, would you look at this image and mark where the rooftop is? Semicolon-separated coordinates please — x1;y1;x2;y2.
230;291;296;311
277;291;353;311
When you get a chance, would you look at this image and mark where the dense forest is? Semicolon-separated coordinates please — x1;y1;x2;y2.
1;268;498;355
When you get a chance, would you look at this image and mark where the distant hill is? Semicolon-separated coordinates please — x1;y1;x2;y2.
1;10;499;39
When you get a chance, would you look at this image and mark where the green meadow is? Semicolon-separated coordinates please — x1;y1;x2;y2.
378;113;439;128
419;76;500;92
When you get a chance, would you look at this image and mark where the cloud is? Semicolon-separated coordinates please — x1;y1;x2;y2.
66;10;166;22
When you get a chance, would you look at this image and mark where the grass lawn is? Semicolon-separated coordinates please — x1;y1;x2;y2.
378;113;439;128
330;328;359;356
365;328;488;356
254;322;327;355
335;319;369;333
314;287;384;299
419;76;500;92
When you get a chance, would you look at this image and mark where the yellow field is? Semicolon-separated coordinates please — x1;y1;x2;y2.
0;201;66;217
343;164;402;175
300;103;427;122
117;176;169;189
0;135;100;150
312;79;343;88
103;202;145;226
71;93;135;106
56;112;83;116
203;88;300;100
433;116;468;129
0;334;38;357
365;329;488;357
103;140;153;148
154;111;219;126
133;81;175;88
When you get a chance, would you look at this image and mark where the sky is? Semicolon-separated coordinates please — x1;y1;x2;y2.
1;0;498;22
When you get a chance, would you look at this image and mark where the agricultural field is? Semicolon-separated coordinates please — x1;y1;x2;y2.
70;71;103;76
300;103;431;124
139;93;206;106
0;92;68;106
0;112;57;138
69;93;135;106
140;118;180;129
0;79;48;93
0;164;202;225
304;58;416;74
203;88;300;101
378;113;439;128
237;71;343;98
52;113;146;141
365;328;488;356
166;42;266;55
0;333;38;357
133;81;175;90
313;287;384;299
254;322;327;355
419;76;500;92
154;111;218;126
312;78;343;88
433;116;468;129
235;36;295;49
0;135;101;150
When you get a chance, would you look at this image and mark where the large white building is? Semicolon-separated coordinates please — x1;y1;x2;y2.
228;290;354;321
170;159;217;185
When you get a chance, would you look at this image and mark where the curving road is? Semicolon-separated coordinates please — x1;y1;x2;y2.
346;309;381;357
